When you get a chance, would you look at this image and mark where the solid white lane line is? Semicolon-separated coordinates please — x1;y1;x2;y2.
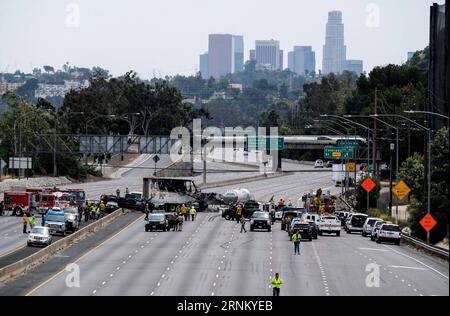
358;247;389;252
383;245;449;280
388;265;427;271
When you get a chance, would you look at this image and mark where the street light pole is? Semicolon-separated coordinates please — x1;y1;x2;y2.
373;114;432;242
322;115;375;211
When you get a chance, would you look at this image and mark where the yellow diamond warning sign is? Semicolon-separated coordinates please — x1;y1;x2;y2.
392;180;411;202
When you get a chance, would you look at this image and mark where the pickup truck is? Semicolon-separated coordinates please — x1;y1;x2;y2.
318;216;341;236
118;192;145;212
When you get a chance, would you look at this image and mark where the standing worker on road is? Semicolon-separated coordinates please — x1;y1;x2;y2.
235;204;242;222
22;214;28;234
116;188;120;197
181;204;188;221
190;206;196;221
292;230;302;255
271;273;283;296
125;187;129;195
240;215;247;233
29;214;36;230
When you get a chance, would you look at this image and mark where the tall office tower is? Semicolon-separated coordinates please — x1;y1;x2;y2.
199;52;209;79
233;35;244;73
343;60;363;75
322;11;347;74
287;46;316;75
208;34;233;78
249;49;256;61
255;39;281;70
279;50;284;70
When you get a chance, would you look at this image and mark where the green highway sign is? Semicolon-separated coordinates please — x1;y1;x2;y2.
324;146;354;159
247;136;284;150
336;140;361;148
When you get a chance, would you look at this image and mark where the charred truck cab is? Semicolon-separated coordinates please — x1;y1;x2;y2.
143;177;221;212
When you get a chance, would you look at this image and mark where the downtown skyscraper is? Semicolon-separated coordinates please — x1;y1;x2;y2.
288;46;316;75
255;39;283;71
205;34;244;79
322;11;347;75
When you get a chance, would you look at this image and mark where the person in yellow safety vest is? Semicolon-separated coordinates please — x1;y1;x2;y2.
190;206;196;221
99;201;106;216
181;204;188;221
29;215;36;230
235;204;242;222
292;231;302;255
22;214;28;234
271;273;283;296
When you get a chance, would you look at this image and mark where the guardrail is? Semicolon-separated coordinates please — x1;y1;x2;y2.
0;208;128;284
401;234;449;261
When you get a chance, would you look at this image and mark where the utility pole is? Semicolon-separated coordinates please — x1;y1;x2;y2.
372;88;377;176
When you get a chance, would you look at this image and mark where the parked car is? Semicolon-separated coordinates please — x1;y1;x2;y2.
27;226;52;247
105;201;120;214
371;220;386;241
145;213;168;232
44;209;67;236
318;216;341;236
308;221;319;239
314;159;324;168
63;207;79;233
376;224;401;245
291;222;313;241
345;213;368;234
362;217;383;237
281;210;303;231
118;192;145;211
250;211;271;232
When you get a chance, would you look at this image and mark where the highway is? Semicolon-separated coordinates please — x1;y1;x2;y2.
1;163;446;296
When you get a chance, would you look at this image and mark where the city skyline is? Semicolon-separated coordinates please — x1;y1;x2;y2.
0;0;440;78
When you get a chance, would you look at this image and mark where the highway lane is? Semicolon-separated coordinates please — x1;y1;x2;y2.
3;159;448;296
0;217;26;258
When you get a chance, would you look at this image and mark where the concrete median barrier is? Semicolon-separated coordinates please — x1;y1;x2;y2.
0;208;128;284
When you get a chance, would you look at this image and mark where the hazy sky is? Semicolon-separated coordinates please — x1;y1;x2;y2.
0;0;442;78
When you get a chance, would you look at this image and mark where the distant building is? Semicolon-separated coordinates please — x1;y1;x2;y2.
34;80;88;99
407;51;416;61
279;50;284;70
228;83;243;92
343;60;363;75
0;82;24;96
233;35;244;73
287;46;316;75
199;52;209;79
207;34;244;78
255;39;282;70
249;49;256;61
208;34;234;78
322;11;347;74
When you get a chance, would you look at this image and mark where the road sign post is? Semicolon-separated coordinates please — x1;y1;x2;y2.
420;213;437;243
392;180;411;202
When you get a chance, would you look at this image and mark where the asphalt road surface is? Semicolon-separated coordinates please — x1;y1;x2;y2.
2;165;446;296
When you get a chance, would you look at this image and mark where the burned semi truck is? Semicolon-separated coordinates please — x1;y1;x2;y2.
143;177;224;212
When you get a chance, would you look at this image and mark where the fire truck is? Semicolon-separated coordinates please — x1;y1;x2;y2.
3;188;80;216
3;191;40;216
